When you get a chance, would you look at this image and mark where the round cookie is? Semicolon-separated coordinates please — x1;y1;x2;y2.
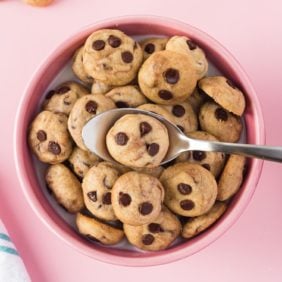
28;111;73;164
45;164;84;213
138;103;175;122
198;76;246;116
43;81;89;115
91;79;112;95
182;201;227;238
138;50;198;104
82;162;120;221
76;213;124;245
166;36;208;79
217;155;246;201
140;37;168;60
67;147;100;179
124;207;181;251
176;131;226;177
160;162;217;217
111;171;164;226
72;46;94;85
68;94;116;150
106;114;169;168
199;101;243;142
83;29;143;86
105;85;148;108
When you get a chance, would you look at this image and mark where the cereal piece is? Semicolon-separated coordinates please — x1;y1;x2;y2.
68;147;100;178
166;36;208;79
91;79;112;95
138;50;197;104
140;37;168;60
23;0;53;6
76;213;124;245
43;81;89;115
112;171;164;225
106;114;169;168
182;202;227;238
83;29;143;86
82;162;120;221
199;101;243;142
160;163;217;217
176;131;226;177
45;164;84;213
28;111;73;164
68;94;115;150
105;85;148;108
217;155;246;201
124;207;181;251
198;76;246;116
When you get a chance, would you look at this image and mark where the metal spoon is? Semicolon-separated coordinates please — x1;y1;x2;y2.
82;108;282;164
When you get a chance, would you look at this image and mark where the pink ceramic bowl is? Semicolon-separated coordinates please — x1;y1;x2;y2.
14;16;265;266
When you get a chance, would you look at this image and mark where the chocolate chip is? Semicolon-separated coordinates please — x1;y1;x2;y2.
115;101;129;108
172;105;185;117
87;191;97;202
192;151;206;161
186;40;197;50
177;183;192;195
115;132;129;145
56;86;70;94
139;202;153;215
85;100;98;114
144;43;155;54
163;68;179;84
177;125;185;132
121;51;133;63
92;40;105;51
215;108;228;121
119;192;131;206
158;90;173;100
147;143;159;156
108;35;121;48
226;79;236;89
202;163;210;171
142;234;155;245
46;90;55;99
102;192;112;205
139;122;152;137
180;199;195;210
148;223;164;233
48;141;61;155
36;130;47;141
63;99;71;105
85;234;99;242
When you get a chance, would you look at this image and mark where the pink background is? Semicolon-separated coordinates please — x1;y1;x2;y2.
1;0;282;281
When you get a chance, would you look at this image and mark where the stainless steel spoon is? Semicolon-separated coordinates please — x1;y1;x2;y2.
82;108;282;164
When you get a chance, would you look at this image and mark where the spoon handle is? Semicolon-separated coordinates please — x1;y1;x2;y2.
187;139;282;162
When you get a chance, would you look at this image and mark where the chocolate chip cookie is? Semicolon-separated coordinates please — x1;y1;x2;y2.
140;37;168;60
91;79;112;95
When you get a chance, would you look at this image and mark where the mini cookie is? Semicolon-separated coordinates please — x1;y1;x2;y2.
176;131;226;177
187;86;207;114
140;37;168;60
160;163;217;217
83;29;143;86
76;213;124;245
138;50;198;104
199;101;243;142
72;46;94;85
217;155;246;201
112;171;164;225
182;201;227;238
124;207;181;251
198;76;246;116
91;79;112;95
68;94;116;150
133;166;164;178
82;162;120;221
105;85;148;108
138;103;175;122
45;164;84;213
43;81;89;115
28;111;73;164
67;147;100;178
166;36;208;79
23;0;53;6
106;114;169;168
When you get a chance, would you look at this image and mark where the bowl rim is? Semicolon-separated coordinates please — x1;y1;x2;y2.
13;15;265;267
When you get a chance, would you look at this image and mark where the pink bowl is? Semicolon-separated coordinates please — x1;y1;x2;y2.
14;16;265;266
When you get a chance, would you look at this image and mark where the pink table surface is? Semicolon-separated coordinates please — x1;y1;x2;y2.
1;0;282;281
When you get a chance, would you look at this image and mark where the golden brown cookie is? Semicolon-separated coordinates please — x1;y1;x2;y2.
140;37;168;60
91;79;112;95
23;0;53;6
